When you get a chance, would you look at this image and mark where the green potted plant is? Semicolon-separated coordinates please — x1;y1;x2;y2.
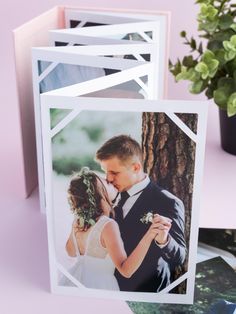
169;0;236;155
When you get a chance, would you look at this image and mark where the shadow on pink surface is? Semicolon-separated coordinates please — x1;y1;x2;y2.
0;188;50;291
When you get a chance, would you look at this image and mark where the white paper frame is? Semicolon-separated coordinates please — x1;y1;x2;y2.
40;95;208;304
32;41;157;213
64;8;149;28
50;15;167;96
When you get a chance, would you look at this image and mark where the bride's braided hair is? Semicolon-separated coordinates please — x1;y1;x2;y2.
68;167;111;231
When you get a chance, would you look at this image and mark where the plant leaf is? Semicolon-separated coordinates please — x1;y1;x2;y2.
176;66;188;81
219;14;234;30
199;19;219;33
224;50;236;61
230;23;236;32
169;59;182;77
227;92;236;116
182;55;197;67
195;62;210;79
207;39;223;51
198;42;203;54
217;77;235;89
213;88;230;109
195;62;208;73
202;50;215;63
212;29;234;42
214;49;227;65
231;34;236;46
189;80;205;94
190;37;197;50
213;77;235;110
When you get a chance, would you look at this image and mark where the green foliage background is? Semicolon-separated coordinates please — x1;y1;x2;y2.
50;109;142;175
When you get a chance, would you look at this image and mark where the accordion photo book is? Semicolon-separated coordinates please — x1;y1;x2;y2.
30;7;208;304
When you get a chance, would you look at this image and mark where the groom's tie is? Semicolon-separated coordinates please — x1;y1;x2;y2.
114;191;129;221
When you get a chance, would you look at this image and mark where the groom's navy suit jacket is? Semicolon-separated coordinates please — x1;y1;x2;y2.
114;181;186;292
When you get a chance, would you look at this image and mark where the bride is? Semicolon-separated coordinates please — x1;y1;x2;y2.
60;167;162;290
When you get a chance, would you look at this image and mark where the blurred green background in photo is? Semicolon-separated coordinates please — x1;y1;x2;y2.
50;109;142;175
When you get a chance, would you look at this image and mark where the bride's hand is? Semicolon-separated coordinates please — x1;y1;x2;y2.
144;215;172;243
152;214;172;245
144;220;163;242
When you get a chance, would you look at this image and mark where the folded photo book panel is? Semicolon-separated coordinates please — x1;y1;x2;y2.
28;7;170;212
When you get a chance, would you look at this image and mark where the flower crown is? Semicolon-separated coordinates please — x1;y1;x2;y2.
68;167;98;230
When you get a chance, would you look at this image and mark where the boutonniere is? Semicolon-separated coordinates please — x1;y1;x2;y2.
140;212;154;224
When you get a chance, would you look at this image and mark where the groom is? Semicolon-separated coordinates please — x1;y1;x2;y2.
96;135;186;293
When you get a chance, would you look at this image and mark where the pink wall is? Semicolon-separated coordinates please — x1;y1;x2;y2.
0;0;202;198
0;2;235;314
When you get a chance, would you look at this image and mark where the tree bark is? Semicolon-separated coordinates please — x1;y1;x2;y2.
142;112;197;293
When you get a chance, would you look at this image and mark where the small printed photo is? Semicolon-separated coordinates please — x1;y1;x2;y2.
129;256;236;314
41;97;207;303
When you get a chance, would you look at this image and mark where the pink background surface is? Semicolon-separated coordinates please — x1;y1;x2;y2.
0;1;235;313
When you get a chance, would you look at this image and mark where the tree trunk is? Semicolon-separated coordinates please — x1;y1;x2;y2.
142;112;197;294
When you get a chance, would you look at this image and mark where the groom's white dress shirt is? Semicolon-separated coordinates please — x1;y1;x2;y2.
121;175;150;218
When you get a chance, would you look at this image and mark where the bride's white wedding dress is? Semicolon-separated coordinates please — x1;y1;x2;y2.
60;215;120;290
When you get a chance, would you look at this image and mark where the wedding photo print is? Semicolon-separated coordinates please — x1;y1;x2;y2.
41;97;207;303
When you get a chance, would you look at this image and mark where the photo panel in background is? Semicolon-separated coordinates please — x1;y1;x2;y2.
33;43;158;213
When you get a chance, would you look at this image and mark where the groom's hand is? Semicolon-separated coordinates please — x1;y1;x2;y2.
152;214;172;245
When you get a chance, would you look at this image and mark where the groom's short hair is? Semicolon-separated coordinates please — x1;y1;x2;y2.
96;135;143;164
